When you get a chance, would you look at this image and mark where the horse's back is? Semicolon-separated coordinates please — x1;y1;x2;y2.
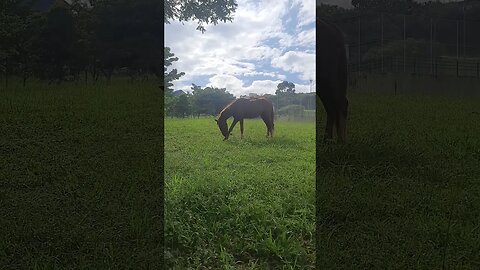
232;98;273;118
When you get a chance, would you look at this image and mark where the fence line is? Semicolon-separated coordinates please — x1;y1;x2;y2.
329;11;480;80
349;56;480;78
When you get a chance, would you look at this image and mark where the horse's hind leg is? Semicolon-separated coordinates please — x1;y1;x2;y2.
320;93;335;143
240;119;244;139
268;121;273;138
261;114;270;138
336;111;346;143
335;98;348;143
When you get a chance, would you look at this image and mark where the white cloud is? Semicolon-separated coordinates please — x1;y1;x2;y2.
244;80;283;95
165;0;316;95
245;80;313;95
207;75;245;96
271;51;315;81
296;28;316;47
206;76;313;97
293;0;316;29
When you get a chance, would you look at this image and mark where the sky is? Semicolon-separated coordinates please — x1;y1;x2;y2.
164;0;316;97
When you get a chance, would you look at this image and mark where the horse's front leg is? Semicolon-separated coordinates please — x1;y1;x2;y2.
228;119;239;136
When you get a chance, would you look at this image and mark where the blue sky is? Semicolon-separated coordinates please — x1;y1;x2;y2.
165;0;316;97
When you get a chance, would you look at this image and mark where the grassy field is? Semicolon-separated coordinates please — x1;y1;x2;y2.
2;79;479;269
164;118;316;269
0;80;163;268
317;91;480;269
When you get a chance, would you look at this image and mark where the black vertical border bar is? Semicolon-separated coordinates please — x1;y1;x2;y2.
159;0;165;268
315;8;320;270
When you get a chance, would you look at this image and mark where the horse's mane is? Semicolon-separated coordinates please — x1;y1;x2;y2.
316;17;346;40
217;99;237;119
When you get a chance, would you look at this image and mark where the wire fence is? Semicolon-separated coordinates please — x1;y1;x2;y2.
349;56;480;78
330;11;480;79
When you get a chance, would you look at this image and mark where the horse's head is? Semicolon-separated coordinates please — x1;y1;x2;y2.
215;118;229;140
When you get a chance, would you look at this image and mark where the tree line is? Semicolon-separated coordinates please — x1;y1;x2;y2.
165;80;316;118
1;0;238;88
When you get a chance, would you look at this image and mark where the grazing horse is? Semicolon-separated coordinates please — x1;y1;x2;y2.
215;98;274;140
317;18;349;143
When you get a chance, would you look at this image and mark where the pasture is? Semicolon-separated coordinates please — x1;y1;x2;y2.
318;91;480;268
164;117;316;268
2;80;479;268
0;81;163;268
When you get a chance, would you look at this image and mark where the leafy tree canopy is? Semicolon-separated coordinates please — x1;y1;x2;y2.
190;83;235;115
165;0;238;33
164;47;185;94
276;81;296;95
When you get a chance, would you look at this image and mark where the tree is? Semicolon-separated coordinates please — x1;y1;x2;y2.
0;0;44;87
164;47;185;95
90;0;164;82
173;94;191;117
275;81;296;95
163;47;185;116
164;0;238;33
191;84;235;116
35;6;77;83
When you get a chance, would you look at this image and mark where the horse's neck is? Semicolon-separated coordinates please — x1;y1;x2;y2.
220;108;232;120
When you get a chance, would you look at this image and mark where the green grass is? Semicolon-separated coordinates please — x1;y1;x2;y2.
164;118;316;269
0;80;163;268
317;91;480;269
3;78;479;269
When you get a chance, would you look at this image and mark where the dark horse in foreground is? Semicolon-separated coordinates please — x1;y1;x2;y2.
215;98;274;140
317;18;349;143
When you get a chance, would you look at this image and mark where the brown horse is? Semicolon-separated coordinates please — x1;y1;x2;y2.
317;18;349;143
215;98;274;140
